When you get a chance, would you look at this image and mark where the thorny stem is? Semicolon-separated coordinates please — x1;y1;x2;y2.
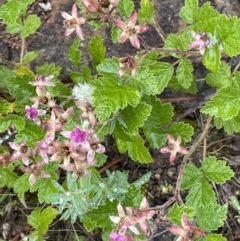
175;115;213;204
152;0;166;42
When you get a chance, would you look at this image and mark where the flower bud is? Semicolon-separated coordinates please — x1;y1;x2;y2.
81;0;100;13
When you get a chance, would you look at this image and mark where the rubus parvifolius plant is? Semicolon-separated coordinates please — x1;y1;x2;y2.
0;0;239;240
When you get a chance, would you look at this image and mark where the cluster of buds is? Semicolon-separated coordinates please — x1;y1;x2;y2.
6;72;104;185
109;197;155;240
189;31;210;55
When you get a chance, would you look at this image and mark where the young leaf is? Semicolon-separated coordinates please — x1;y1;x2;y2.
96;57;119;77
196;204;227;232
179;0;198;24
0;1;22;24
202;44;221;73
88;35;106;70
117;0;134;19
120;102;152;135
138;0;154;24
13;173;31;206
202;156;234;184
206;234;227;241
168;203;196;225
92;77;140;120
117;134;152;163
6;18;23;34
68;38;81;66
168;122;193;144
83;199;119;232
28;207;58;235
176;58;194;89
205;62;232;88
201;87;240;120
21;15;41;39
185;176;217;208
23;51;39;65
181;164;201;190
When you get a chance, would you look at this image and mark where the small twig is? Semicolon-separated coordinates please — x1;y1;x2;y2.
20;37;25;66
175;115;213;204
232;61;240;76
160;95;199;103
98;157;123;174
150;47;200;56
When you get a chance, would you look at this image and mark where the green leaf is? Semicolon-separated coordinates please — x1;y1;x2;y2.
168;122;194;144
92;76;140;120
202;156;234;184
185;176;216;208
0;164;18;188
201;87;240;120
181;164;201;190
21;15;41;39
7;115;25;131
133;172;151;189
117;0;134;18
176;58;193;89
179;0;198;24
0;117;11;132
202;44;220;73
138;0;154;24
164;32;190;51
206;234;227;241
143;96;173;148
83;199;119;232
120;102;152;135
111;25;122;43
205;62;231;88
68;38;81;66
214;114;240;134
28;207;58;235
0;66;15;87
15;120;45;147
216;15;240;57
113;121;134;141
6;18;23;34
117;134;152;163
123;185;144;207
94;153;107;167
36;63;61;77
23;51;39;65
196;204;227;232
88;35;106;70
13;173;31;206
168;203;196;225
96;57;119;77
0;1;22;24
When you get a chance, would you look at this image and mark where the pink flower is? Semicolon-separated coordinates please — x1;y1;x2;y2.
30;91;56;107
52;106;74;125
25;101;46;125
61;3;86;40
113;11;149;49
168;213;205;241
109;231;133;241
81;0;99;13
189;31;210;55
160;134;188;162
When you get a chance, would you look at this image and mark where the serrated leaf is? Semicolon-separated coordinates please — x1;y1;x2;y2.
196;204;227;232
0;164;18;188
123;185;144;207
168;122;193;144
117;134;152;163
88;35;106;70
133;172;151;189
138;0;154;24
23;51;39;65
113;121;134;141
7;115;25;131
179;0;198;24
181;164;201;190
21;15;41;39
0;1;22;24
83;199;119;232
129;66;158;95
117;0;134;18
201;87;240;120
143;96;173;148
164;33;190;51
68;38;81;66
15;66;35;77
206;234;227;241
94;153;107;167
176;58;193;88
13;173;31;206
6;18;23;34
168;203;196;225
202;44;220;73
36;63;61;77
28;207;58;235
96;57;119;77
0;101;15;115
185;176;216;208
202;156;234;184
214;114;240;134
0;66;14;87
0;117;11;132
111;24;122;43
120;102;152;135
92;77;140;120
15;120;45;147
205;62;231;88
216;15;240;57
